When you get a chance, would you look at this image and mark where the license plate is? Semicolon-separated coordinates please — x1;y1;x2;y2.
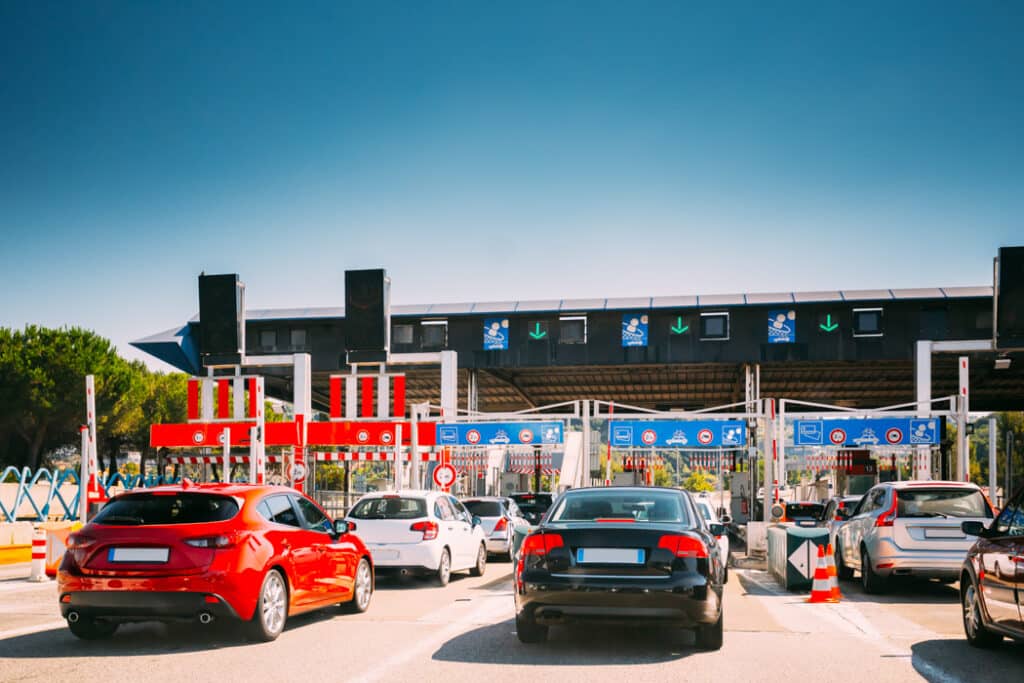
108;548;169;563
576;548;645;564
372;549;399;561
924;528;964;539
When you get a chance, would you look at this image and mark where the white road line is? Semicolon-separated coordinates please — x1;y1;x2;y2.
0;620;66;641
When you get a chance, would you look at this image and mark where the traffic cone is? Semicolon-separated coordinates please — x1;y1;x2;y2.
825;543;842;602
29;528;47;582
806;544;832;603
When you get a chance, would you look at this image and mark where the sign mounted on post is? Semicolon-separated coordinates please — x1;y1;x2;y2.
621;314;648;347
483;318;509;351
768;310;796;344
792;418;939;447
609;421;747;448
436;422;563;446
433;464;457;489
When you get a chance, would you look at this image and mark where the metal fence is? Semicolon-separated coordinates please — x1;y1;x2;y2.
311;490;363;520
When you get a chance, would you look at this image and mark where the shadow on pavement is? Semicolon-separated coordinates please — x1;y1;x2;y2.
912;638;1024;682
838;576;959;606
432;618;696;665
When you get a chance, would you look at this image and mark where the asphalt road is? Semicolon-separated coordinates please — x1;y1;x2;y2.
0;559;1021;682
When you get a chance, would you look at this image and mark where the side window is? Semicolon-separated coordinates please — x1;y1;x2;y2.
448;496;471;522
260;495;301;527
994;490;1024;536
294;496;331;533
435;498;455;521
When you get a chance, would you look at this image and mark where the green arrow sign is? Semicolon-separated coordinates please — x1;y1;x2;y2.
529;322;547;340
819;314;839;332
670;316;689;335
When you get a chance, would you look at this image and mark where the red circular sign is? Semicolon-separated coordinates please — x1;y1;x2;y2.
380;431;394;444
466;429;481;444
697;429;713;445
192;431;204;444
518;429;534;444
433;464;457;488
356;429;370;443
641;429;657;445
885;428;903;445
829;428;847;445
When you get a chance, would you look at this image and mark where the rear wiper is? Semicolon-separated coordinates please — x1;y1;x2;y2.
98;515;144;525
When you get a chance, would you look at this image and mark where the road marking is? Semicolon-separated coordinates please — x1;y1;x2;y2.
0;581;57;595
0;620;66;641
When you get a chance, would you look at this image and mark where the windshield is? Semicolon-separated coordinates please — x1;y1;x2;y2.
897;489;992;518
549;490;689;524
463;500;503;517
695;502;713;521
349;496;427;520
786;503;824;519
93;492;239;525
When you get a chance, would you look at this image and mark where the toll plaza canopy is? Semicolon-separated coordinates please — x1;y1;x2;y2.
133;284;1024;413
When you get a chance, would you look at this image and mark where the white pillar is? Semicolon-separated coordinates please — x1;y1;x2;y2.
958;356;970;482
988;417;998;504
915;341;933;480
440;350;458;418
410;404;420;489
78;426;90;522
764;398;775;523
233;375;245;419
201;376;214;421
778;401;786;494
249;377;265;484
222;428;231;483
377;373;390;418
581;400;591;489
344;375;357;419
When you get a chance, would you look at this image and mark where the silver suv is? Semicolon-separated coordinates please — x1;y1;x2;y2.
835;481;993;593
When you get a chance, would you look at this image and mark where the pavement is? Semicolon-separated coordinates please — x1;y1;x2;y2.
0;558;1021;682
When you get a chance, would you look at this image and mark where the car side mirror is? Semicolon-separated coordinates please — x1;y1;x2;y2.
472;515;482;528
720;514;732;525
334;520;350;536
961;520;986;537
709;523;726;537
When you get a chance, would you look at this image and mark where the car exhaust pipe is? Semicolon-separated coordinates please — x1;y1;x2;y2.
67;611;80;623
198;612;214;625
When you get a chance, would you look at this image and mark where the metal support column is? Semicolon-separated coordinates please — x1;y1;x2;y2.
988;417;998;504
915;340;933;480
580;400;591;489
957;356;970;482
440;350;458;419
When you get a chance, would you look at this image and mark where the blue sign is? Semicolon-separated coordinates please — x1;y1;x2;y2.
621;313;649;347
768;309;796;344
483;318;509;351
609;420;747;448
436;422;563;446
792;418;939;447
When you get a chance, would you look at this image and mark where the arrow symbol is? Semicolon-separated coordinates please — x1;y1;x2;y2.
670;316;689;335
529;322;547;340
819;314;838;332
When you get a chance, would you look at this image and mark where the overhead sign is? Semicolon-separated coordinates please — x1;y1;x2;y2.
436;422;563;446
793;418;939;447
433;464;457;488
609;421;747;448
768;310;796;344
621;314;649;347
483;318;509;351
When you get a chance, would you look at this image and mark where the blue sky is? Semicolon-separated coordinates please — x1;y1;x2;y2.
1;1;1021;369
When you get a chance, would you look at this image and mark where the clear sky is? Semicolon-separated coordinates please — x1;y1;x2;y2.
2;1;1021;370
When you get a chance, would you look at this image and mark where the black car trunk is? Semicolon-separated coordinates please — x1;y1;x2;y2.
542;524;702;578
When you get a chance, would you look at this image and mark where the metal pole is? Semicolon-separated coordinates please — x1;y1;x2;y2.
222;428;231;483
958;356;970;482
604;402;614;485
1007;432;1015;504
778;400;786;496
988;417;997;505
78;426;89;522
394;423;403;492
580;400;590;490
915;341;933;480
410;403;420;489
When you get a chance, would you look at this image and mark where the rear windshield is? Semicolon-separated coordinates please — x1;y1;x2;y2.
349;496;427;520
695;503;713;521
786;503;824;519
93;493;239;525
463;500;503;517
897;489;992;518
549;490;689;524
510;493;553;509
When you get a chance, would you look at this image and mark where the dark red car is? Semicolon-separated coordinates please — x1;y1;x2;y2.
58;482;373;641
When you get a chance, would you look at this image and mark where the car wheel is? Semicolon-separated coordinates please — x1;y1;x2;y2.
962;574;1002;648
516;612;548;644
435;548;451;586
835;544;854;581
247;569;288;642
470;544;487;577
695;612;724;651
67;617;118;640
342;558;373;614
860;547;886;594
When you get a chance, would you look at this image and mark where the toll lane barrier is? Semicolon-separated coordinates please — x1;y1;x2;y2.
0;522;34;565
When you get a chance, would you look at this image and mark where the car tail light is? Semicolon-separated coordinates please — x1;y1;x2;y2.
184;533;241;549
658;534;708;559
520;532;564;557
347;521;357;532
875;497;898;527
66;533;96;568
493;517;508;533
411;520;439;541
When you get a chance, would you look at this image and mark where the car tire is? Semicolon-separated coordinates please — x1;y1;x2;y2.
516;612;548;644
67;617;118;640
247;569;288;642
860;547;886;594
342;558;373;614
470;544;487;577
962;573;1002;648
435;548;452;587
695;612;724;651
835;544;854;581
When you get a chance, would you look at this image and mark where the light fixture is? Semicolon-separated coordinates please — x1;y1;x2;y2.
994;356;1011;370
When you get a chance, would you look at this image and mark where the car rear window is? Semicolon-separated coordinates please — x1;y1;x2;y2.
463;500;503;517
92;492;239;525
786;503;824;519
510;493;552;509
897;488;992;518
549;490;689;524
349;496;427;520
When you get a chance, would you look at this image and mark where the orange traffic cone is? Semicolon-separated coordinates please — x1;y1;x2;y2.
825;543;842;602
807;544;833;603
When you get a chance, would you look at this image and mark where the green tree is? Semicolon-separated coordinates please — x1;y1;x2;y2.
682;471;716;493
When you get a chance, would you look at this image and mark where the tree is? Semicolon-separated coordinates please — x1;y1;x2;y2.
682;471;716;493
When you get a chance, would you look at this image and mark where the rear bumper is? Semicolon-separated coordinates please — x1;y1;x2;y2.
59;590;241;622
367;542;443;571
485;537;511;555
870;541;968;579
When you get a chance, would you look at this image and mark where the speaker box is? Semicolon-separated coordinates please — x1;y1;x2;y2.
345;269;390;361
996;246;1024;349
198;273;245;365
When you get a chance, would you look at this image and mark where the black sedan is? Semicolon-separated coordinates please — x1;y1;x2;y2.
513;486;725;649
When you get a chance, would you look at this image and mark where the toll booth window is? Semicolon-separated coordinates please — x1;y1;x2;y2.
853;308;883;337
700;312;729;340
259;329;277;350
421;320;448;349
559;316;587;344
392;324;414;345
290;328;307;349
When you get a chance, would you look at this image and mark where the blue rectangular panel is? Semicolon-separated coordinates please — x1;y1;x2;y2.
768;309;796;344
482;318;509;351
621;313;649;347
436;422;563;446
792;418;939;446
608;420;747;448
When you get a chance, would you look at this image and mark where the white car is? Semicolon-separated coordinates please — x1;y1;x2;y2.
345;490;488;585
461;496;528;561
694;496;731;580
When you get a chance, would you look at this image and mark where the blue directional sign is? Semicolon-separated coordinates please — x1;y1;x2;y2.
792;418;939;447
436;422;563;446
621;313;649;347
482;318;509;351
609;421;747;448
768;309;796;344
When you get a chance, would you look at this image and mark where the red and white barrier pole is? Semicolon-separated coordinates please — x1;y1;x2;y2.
29;528;47;582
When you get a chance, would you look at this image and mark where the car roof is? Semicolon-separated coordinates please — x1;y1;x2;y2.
462;496;505;502
139;483;288;500
880;480;981;490
357;489;437;498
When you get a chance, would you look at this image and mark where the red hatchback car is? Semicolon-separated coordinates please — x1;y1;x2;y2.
58;482;373;641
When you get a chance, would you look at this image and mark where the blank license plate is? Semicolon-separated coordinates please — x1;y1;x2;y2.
372;549;399;561
576;548;644;564
108;548;169;563
924;528;964;539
